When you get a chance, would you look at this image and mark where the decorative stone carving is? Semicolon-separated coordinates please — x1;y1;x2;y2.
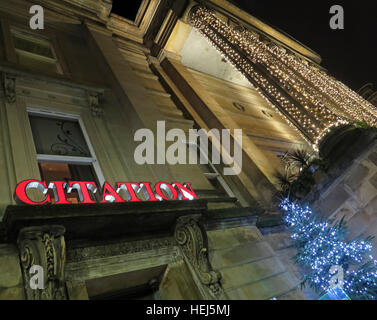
2;73;16;103
17;225;67;300
174;215;223;299
87;91;103;117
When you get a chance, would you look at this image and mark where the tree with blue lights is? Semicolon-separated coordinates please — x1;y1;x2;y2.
280;198;377;300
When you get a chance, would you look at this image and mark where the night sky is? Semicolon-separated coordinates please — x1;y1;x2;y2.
112;1;141;21
112;0;377;91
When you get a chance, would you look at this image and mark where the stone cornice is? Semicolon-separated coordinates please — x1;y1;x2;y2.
1;200;208;243
0;0;81;24
6;0;323;66
0;64;107;95
106;14;144;43
26;0;108;23
66;236;177;262
19;0;173;46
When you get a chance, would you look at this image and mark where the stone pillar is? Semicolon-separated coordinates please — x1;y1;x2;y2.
85;22;176;183
17;225;67;300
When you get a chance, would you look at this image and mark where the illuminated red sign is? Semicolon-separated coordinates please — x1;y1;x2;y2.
14;180;197;205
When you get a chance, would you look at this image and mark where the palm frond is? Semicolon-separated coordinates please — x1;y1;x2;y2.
283;148;314;171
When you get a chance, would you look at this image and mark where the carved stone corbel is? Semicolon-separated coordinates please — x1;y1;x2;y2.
2;73;16;104
87;91;103;118
174;215;224;299
17;225;67;300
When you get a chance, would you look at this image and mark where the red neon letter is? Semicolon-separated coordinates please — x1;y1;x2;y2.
101;182;125;203
67;181;97;204
48;181;71;204
173;182;198;200
140;182;158;201
14;180;51;205
116;183;141;202
155;182;178;200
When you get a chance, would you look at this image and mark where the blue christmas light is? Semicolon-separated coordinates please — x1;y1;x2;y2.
319;286;351;300
280;198;377;299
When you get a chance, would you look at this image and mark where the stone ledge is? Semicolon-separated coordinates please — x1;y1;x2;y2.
1;200;208;243
256;213;284;228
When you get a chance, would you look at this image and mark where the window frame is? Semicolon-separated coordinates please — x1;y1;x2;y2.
1;19;70;76
11;27;64;75
185;140;235;198
27;107;105;187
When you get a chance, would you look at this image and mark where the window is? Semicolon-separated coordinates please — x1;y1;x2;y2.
11;28;63;75
186;141;235;198
28;112;103;203
29;115;91;157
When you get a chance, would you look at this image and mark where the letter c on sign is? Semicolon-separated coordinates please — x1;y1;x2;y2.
14;180;51;205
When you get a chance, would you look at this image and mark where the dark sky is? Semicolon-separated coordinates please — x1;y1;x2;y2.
232;0;377;91
112;0;141;21
112;0;377;91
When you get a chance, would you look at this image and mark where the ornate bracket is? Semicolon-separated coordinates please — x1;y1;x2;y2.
87;91;103;118
17;225;67;300
174;215;223;299
2;73;16;104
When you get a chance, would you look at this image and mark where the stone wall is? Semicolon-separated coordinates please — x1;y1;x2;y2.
206;225;305;299
310;141;377;255
260;225;319;300
159;260;203;300
0;216;309;300
0;244;24;300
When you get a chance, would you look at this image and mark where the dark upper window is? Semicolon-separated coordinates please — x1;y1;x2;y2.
112;1;143;21
11;28;63;75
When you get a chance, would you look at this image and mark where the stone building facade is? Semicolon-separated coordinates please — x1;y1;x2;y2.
0;0;375;300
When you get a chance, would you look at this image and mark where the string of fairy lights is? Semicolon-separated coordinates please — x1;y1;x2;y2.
275;44;377;125
188;6;377;150
190;10;322;144
281;199;377;299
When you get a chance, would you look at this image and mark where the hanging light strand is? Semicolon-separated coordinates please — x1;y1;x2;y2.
188;7;376;151
281;199;377;299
